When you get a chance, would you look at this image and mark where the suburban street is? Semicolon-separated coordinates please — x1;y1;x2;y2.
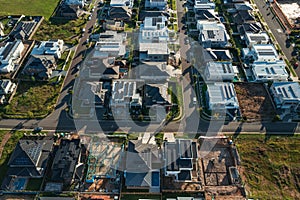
0;0;299;136
253;0;299;76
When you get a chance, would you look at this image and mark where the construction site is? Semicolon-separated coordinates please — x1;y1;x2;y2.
199;136;245;199
84;138;124;192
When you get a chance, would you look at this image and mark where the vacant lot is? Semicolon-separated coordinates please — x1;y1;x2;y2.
3;81;61;118
235;134;300;199
0;0;60;19
235;83;275;122
33;17;86;45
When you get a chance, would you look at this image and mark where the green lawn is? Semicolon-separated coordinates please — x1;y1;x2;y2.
0;131;24;185
234;134;300;199
0;0;60;19
3;81;61;118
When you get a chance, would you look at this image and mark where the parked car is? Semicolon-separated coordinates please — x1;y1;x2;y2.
33;127;43;132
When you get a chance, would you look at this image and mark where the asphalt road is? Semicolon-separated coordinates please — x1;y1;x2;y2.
253;0;299;76
0;0;299;135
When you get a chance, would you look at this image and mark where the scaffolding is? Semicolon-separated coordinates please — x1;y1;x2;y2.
86;142;124;183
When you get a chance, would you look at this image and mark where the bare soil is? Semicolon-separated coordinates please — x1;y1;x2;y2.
235;83;275;122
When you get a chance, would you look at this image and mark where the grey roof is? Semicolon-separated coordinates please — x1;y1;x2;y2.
3;139;53;187
109;6;132;20
204;49;232;61
8;140;53;168
51;139;81;184
195;9;217;20
232;10;255;24
165;139;194;180
144;84;170;107
234;3;253;11
10;21;37;40
137;64;169;81
125;140;159;187
23;55;56;79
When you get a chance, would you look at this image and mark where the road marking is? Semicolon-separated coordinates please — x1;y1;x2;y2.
277;29;282;33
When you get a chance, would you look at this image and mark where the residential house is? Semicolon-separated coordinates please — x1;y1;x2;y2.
204;61;236;81
0;79;17;95
194;0;215;10
238;22;262;35
23;55;57;80
110;0;133;8
234;2;253;11
139;11;170;21
232;10;255;25
270;82;300;112
242;44;279;62
0;40;24;73
125;135;161;192
206;82;240;114
1;139;53;190
203;48;232;61
78;81;108;108
109;6;132;21
31;40;64;59
251;61;288;82
136;63;171;109
94;31;127;58
244;32;269;47
86;57;120;79
109;0;133;21
50;139;84;186
197;21;229;48
110;79;144;119
194;9;218;21
164;139;198;182
10;20;37;41
139;16;170;61
65;0;85;7
145;0;167;10
57;4;82;19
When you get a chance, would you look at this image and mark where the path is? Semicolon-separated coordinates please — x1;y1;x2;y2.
0;132;11;159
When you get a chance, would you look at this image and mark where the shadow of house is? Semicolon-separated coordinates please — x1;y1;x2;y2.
1;139;54;190
22;55;57;80
56;4;82;19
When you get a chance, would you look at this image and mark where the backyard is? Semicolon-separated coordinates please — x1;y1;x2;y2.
2;81;61;118
235;134;300;199
0;0;60;19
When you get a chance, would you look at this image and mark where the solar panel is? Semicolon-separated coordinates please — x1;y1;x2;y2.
207;30;215;39
249;35;266;41
227;64;232;73
222;63;227;73
289;86;297;98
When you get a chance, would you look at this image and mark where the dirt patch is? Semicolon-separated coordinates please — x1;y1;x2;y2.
0;132;11;159
235;83;275;122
